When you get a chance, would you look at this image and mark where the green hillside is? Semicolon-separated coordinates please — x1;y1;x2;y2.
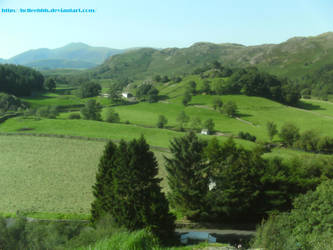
91;32;333;81
25;59;97;70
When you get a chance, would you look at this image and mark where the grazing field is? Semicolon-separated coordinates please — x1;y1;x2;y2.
0;117;255;149
0;135;169;216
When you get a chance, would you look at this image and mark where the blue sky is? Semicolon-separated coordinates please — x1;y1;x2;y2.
0;0;332;58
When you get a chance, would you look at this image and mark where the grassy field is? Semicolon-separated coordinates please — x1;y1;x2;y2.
2;80;333;218
0;135;170;216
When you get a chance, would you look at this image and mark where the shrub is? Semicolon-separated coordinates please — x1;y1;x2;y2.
69;113;81;119
252;180;333;250
238;131;256;142
105;109;120;123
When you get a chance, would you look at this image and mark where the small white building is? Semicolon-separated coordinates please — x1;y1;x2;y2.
180;232;216;244
201;129;209;135
122;92;132;98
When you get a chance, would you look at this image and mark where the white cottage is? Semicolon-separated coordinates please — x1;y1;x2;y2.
122;92;133;98
201;129;209;135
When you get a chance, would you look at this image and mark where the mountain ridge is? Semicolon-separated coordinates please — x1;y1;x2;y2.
90;31;333;80
2;43;126;69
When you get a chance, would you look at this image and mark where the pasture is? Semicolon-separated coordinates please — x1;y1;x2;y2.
0;135;169;216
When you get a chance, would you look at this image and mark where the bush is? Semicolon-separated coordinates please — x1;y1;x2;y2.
222;101;237;117
81;100;102;121
238;131;256;142
279;123;300;147
36;105;59;119
76;82;102;98
156;115;168;128
105;109;120;123
252;180;333;250
69;113;81;119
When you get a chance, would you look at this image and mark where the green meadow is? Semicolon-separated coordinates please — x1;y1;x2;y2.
2;75;333;219
0;135;170;216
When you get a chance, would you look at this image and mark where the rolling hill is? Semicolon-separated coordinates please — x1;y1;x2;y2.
4;43;126;69
91;32;333;81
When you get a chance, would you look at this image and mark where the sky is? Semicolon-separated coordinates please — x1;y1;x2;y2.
0;0;332;59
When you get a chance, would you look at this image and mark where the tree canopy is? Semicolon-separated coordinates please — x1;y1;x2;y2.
0;64;44;96
91;137;175;241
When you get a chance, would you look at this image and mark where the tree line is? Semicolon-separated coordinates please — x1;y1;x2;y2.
91;132;333;245
0;64;44;96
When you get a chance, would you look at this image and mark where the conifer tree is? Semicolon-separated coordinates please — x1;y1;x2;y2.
91;141;117;223
165;132;209;219
91;137;175;241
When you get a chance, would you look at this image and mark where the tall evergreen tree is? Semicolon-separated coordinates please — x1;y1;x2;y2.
165;132;208;219
91;137;175;241
91;141;117;223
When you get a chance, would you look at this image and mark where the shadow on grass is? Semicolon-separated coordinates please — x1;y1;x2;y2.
188;103;205;106
158;95;169;101
237;112;252;118
297;101;325;111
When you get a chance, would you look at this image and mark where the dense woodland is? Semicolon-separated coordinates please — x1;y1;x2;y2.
0;64;44;96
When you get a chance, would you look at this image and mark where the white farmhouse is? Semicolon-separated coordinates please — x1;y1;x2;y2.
122;92;133;98
201;129;209;135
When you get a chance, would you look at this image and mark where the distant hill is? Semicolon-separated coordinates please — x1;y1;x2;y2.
91;32;333;80
5;43;126;69
25;59;97;70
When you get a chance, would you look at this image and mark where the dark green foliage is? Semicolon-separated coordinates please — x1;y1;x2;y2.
171;76;182;83
105;109;120;123
0;64;44;96
220;67;301;105
161;75;169;83
153;75;162;82
301;88;311;99
182;91;192;106
200;80;211;94
176;111;190;131
68;113;81;119
44;77;56;92
205;138;264;219
203;119;215;134
0;93;25;113
108;83;122;103
186;81;197;95
36;105;59;119
91;141;118;223
76;81;101;98
190;116;202;132
156;115;168;128
252;180;333;250
279;123;300;146
91;137;175;241
165;132;209;219
0;217;85;250
317;136;333;154
266;121;278;141
238;131;256;142
212;97;223;110
136;83;159;103
222;100;237;117
294;130;320;152
80;100;102;121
